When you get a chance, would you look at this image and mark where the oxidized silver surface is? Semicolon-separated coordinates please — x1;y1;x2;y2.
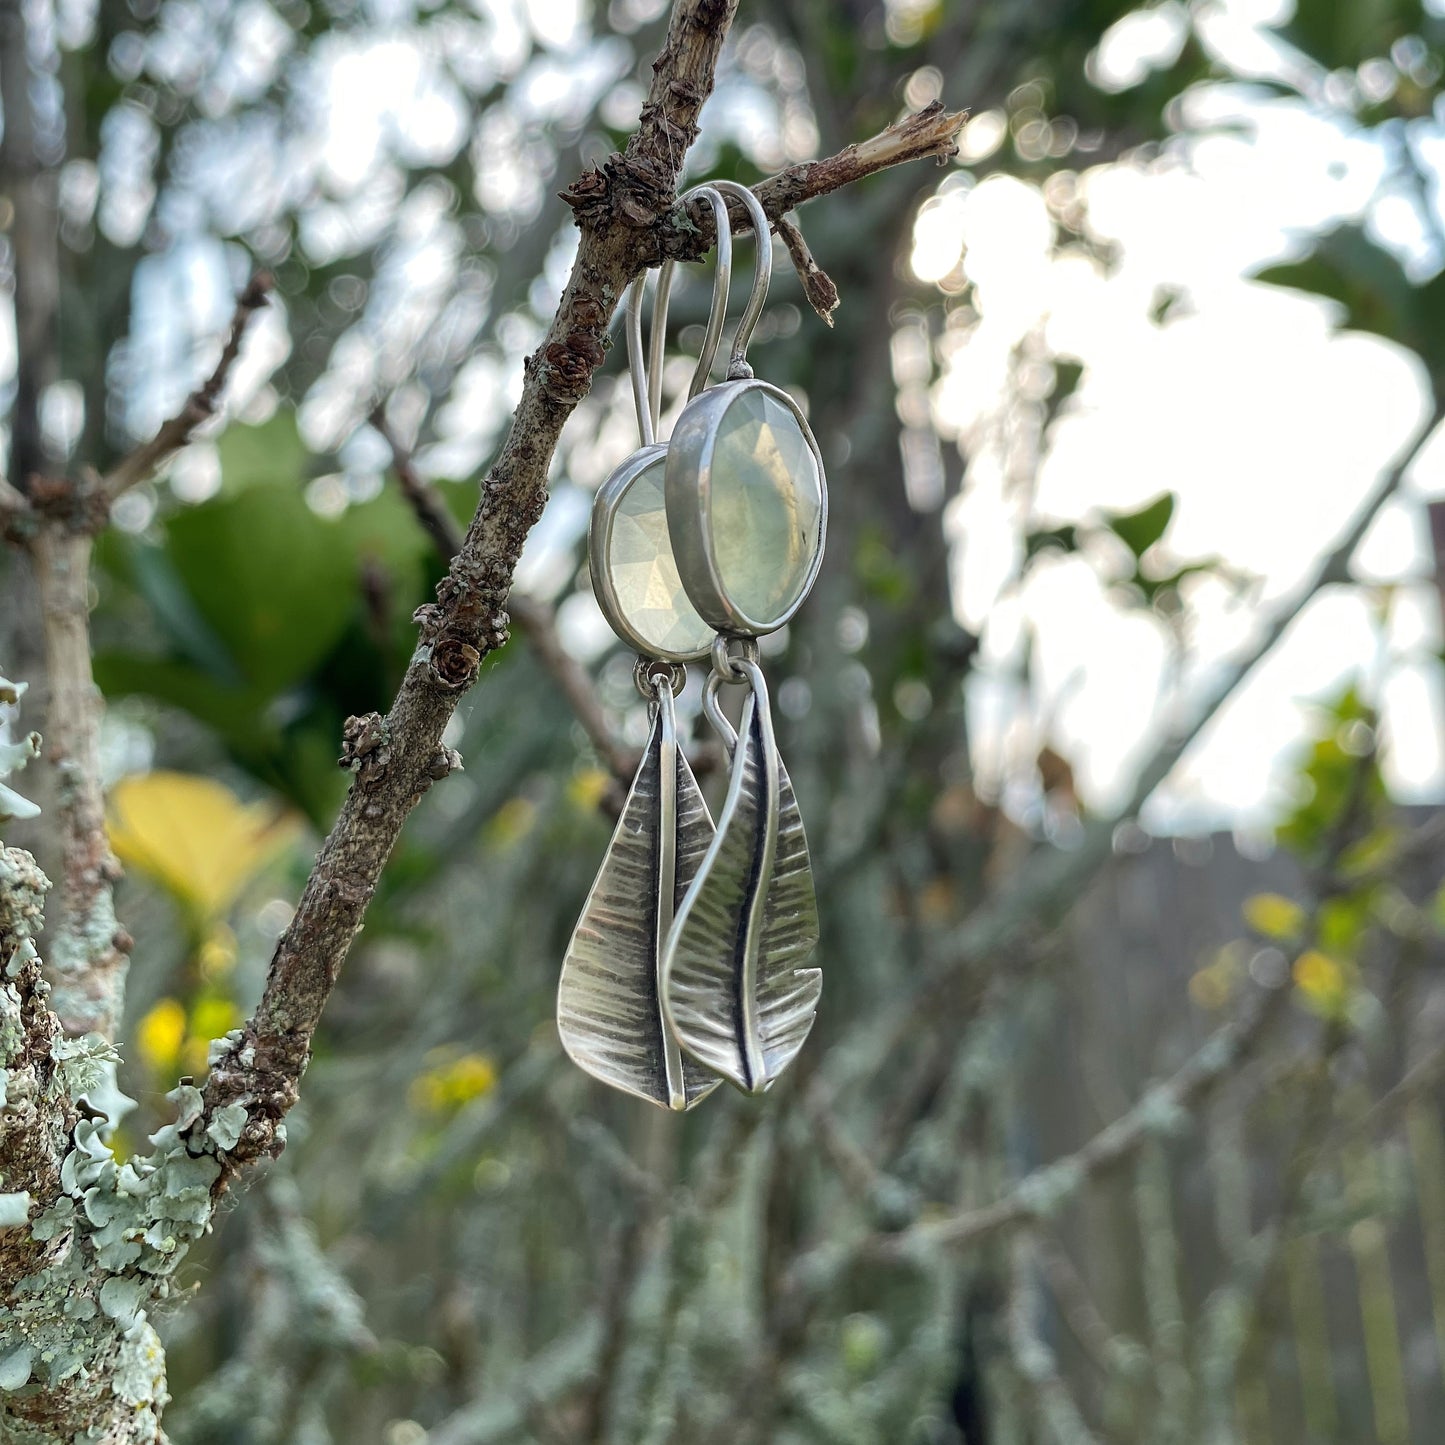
558;681;722;1110
663;660;821;1093
663;376;828;636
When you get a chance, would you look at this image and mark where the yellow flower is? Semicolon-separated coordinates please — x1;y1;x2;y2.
1293;949;1349;1015
108;771;303;922
197;923;238;980
409;1051;499;1114
567;768;612;813
137;998;186;1075
485;797;537;851
1243;892;1306;942
190;993;240;1042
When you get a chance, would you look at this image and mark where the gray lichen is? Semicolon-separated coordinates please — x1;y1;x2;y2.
1;1080;229;1434
0;675;40;828
0;728;221;1439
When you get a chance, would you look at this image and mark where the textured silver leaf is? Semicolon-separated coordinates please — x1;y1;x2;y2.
558;699;721;1110
663;665;821;1093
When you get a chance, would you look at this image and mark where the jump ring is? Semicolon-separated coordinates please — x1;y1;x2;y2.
634;656;687;700
710;634;759;684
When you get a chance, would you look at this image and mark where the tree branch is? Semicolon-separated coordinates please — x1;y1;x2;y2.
1008;1232;1104;1445
369;402;639;789
97;273;273;508
193;24;972;1186
663;100;967;252
29;528;129;1039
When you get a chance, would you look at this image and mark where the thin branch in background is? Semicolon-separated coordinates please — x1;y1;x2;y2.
878;976;1291;1258
1034;1230;1139;1376
506;593;640;790
370;401;639;790
12;274;281;1039
98;273;273;507
0;0;61;494
369;403;464;560
1008;1232;1104;1445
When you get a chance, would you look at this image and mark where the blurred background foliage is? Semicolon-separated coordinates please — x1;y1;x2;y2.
5;0;1445;1440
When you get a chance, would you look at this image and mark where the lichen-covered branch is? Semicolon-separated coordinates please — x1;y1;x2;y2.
28;530;129;1041
1007;1233;1104;1445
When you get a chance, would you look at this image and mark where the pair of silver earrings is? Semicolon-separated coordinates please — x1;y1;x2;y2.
558;182;828;1111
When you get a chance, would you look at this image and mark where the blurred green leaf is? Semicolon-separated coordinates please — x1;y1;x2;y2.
1105;492;1175;558
165;484;356;695
92;654;271;746
216;413;309;496
1254;225;1445;376
1275;0;1417;72
1025;523;1079;560
1277;688;1386;858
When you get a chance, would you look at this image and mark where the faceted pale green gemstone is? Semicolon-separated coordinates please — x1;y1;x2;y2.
708;388;822;626
607;456;713;657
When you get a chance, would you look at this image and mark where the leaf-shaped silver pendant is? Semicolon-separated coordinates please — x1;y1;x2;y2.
663;661;821;1093
558;685;722;1110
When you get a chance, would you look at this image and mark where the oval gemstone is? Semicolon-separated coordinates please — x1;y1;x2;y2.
708;388;823;626
606;456;714;658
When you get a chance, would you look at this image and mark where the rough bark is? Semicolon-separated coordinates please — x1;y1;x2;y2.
29;529;129;1041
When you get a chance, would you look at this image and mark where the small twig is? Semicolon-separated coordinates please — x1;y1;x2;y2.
370;401;639;788
775;215;839;326
98;272;273;507
369;403;464;560
671;102;968;250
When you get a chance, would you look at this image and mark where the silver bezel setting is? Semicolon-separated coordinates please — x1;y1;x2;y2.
589;442;714;664
664;377;829;637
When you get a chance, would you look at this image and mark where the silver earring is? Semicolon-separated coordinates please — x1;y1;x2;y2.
661;183;826;1096
557;265;725;1111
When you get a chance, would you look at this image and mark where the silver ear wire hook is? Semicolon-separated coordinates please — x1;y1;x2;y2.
707;180;772;381
626;270;674;447
649;261;674;436
681;186;734;401
630;183;772;433
675;182;772;397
